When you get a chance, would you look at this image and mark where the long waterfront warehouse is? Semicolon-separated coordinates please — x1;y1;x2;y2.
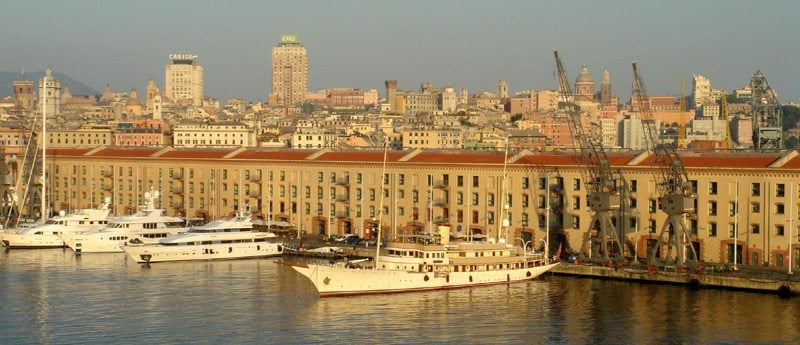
5;146;800;268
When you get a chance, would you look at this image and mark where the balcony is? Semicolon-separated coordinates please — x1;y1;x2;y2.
433;216;449;224
100;169;113;177
171;185;183;194
171;200;183;208
335;194;349;202
248;189;261;198
335;211;350;218
248;174;261;183
335;177;350;186
433;180;449;190
171;170;183;180
432;198;448;207
101;184;114;191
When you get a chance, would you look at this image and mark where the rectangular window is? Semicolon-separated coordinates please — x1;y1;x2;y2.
521;213;529;227
572;178;581;191
488;194;494;207
777;183;785;197
369;189;376;201
777;203;785;215
689;180;698;194
487;212;494;225
397;174;403;185
648;199;657;213
630;180;638;193
751;224;760;234
709;181;718;195
708;222;717;237
708;201;717;216
751;182;760;197
413;190;419;203
522;194;529;208
572;216;580;229
472;193;479;206
751;203;760;213
456;192;463;205
317;172;323;183
572;197;580;210
776;224;785;236
457;175;463;187
729;223;736;238
538;177;546;190
472;176;479;188
729;202;737;217
648;220;656;233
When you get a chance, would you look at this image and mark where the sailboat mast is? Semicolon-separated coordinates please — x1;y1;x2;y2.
41;74;47;223
374;142;389;267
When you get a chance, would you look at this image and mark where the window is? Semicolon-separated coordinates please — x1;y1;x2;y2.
522;177;529;189
572;216;580;229
522;194;529;208
369;189;376;201
777;183;785;197
572;196;580;210
630;180;638;193
572;178;581;191
487;194;494;207
751;183;760;197
472;193;479;206
413;190;419;203
708;222;717;237
776;224;785;236
317;172;323;183
472;176;479;188
648;220;656;233
397;174;403;185
708;201;717;216
630;198;637;209
521;213;529;227
751;203;760;213
776;203;785;215
538;195;546;209
751;224;760;234
729;224;736;238
538;177;547;190
456;192;463;205
709;182;717;195
729;202;737;217
648;199;657;214
487;212;494;225
689;180;698;194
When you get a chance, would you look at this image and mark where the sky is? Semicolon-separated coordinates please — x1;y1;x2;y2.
1;0;798;103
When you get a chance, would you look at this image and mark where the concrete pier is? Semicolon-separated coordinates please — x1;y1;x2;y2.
552;263;800;297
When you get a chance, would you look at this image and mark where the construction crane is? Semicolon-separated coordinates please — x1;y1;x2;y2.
554;51;623;262
677;79;687;150
631;62;698;267
751;70;782;150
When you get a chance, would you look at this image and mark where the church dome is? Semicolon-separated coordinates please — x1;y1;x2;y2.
575;65;594;84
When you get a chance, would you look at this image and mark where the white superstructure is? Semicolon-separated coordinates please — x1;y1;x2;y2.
61;189;188;254
1;198;113;249
291;233;559;297
121;210;284;263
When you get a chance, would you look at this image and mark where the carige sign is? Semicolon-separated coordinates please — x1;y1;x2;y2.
169;54;198;61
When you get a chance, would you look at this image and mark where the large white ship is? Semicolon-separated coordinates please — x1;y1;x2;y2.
0;198;113;249
61;189;189;254
291;231;559;297
121;210;284;263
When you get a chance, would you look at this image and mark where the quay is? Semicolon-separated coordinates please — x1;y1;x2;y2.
552;262;800;297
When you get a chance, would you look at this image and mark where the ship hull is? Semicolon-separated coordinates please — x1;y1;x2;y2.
292;262;559;297
1;233;65;248
122;242;284;263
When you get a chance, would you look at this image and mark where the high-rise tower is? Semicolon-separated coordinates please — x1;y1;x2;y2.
270;34;308;106
13;77;35;112
385;80;398;111
165;54;204;106
38;68;61;116
600;70;612;105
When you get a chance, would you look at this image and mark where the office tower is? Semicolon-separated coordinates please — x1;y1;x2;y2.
165;54;204;106
270;34;308;106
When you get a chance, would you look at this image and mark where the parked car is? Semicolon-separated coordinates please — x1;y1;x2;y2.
334;234;357;242
344;235;361;245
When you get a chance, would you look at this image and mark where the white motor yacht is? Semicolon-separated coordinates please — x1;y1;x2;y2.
61;189;189;254
1;198;113;249
122;209;283;263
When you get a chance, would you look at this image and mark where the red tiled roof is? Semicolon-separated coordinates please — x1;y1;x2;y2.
47;148;93;157
159;149;233;159
782;156;800;169
408;152;506;164
637;155;778;169
316;151;405;162
91;147;162;157
516;154;579;166
230;150;313;160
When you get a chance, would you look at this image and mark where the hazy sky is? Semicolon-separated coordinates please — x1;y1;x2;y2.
1;0;798;103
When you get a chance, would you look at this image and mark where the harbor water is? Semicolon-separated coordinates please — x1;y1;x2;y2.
1;249;799;344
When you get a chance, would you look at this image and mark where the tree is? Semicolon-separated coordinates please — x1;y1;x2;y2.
785;136;799;149
782;105;800;131
510;113;523;123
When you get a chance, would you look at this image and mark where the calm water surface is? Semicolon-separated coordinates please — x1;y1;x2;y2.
1;249;799;344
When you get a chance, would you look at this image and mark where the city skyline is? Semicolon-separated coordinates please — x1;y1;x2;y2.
1;0;798;103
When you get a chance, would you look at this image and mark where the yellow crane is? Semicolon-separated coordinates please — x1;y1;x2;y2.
677;79;687;149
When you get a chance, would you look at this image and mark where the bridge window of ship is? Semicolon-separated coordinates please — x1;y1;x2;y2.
144;223;156;229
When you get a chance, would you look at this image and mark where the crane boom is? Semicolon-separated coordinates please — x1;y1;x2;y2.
555;51;622;262
631;62;697;267
751;70;782;150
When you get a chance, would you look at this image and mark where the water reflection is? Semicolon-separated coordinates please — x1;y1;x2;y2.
1;250;799;344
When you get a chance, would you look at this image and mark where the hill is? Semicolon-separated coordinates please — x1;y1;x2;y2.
0;71;100;98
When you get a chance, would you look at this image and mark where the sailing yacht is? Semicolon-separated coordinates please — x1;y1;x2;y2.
121;208;284;263
61;189;189;254
0;198;113;249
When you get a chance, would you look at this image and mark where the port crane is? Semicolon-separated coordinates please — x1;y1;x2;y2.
751;70;782;151
554;51;623;261
631;62;697;267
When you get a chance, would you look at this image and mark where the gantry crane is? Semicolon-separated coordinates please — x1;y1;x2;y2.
677;80;687;150
751;70;783;151
631;62;697;267
554;51;623;262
